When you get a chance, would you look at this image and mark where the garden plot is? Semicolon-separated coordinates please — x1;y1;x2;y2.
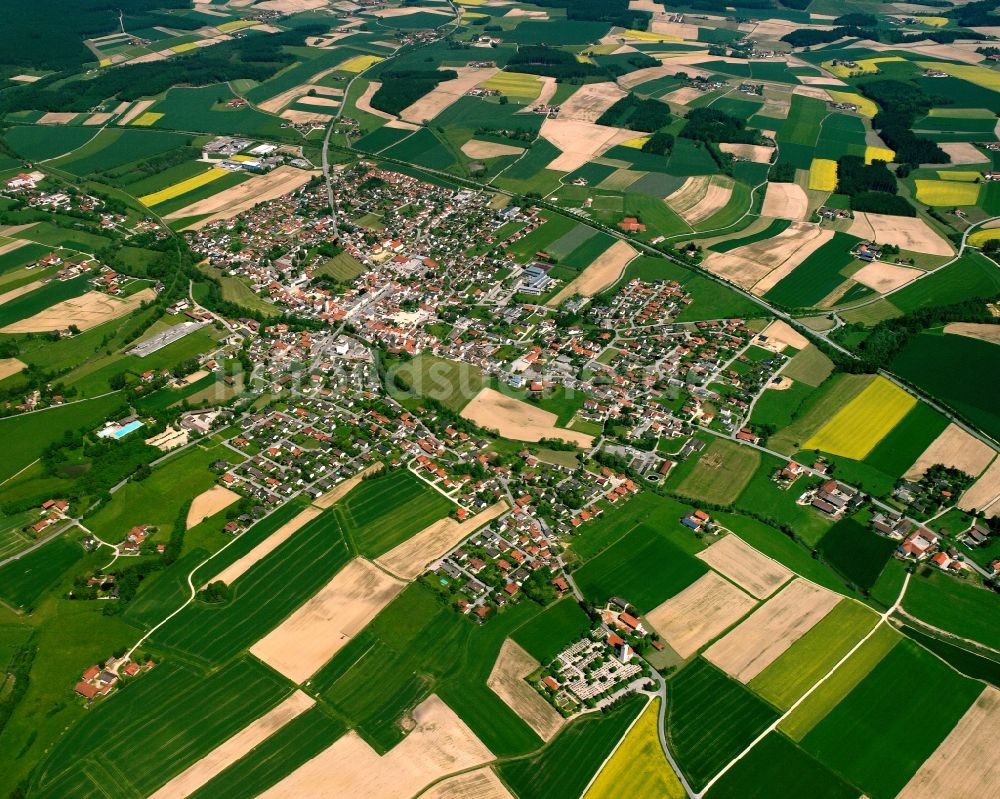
696;535;792;600
1;288;155;333
645;572;757;659
897;686;1000;799
260;695;493;799
147;691;315;799
701;223;830;291
461;388;593;447
376;499;508;580
400;66;500;124
666;175;734;225
487;639;565;742
851;261;922;293
187;485;240;529
704;578;841;683
760;181;809;220
209;506;323;586
540;118;636;172
557;82;627;122
249;557;405;684
546;239;636;307
904;422;995;481
848;212;953;256
166;166;318;229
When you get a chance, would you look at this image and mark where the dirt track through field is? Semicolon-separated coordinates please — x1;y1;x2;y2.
147;691;315;799
187;485;241;529
249;558;405;683
696;535;792;599
897;686;1000;799
645;572;757;658
166;166;318;229
546;239;636;307
1;288;156;333
210;506;323;586
905;423;995;480
487;638;565;741
313;463;383;509
705;579;841;682
376;500;507;580
260;695;493;799
461;388;593;447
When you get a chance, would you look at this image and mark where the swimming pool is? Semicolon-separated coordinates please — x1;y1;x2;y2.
113;420;144;439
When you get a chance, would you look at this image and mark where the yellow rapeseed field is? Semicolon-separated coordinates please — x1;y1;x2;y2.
479;72;541;100
170;42;201;54
917;62;1000;92
131;112;164;127
138;168;228;206
916;16;948;26
915;179;981;206
935;170;982;182
808;158;838;191
621;136;651;149
621;29;682;42
217;19;258;32
823;56;902;78
336;55;384;74
864;146;896;164
967;228;1000;247
804;377;916;460
584;699;686;799
827;90;877;118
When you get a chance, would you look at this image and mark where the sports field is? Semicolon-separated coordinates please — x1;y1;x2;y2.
585;698;685;799
803;377;915;459
335;469;453;558
807;158;837;191
138;167;228;206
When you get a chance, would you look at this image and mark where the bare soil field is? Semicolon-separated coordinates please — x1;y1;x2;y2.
370;6;450;16
759;319;810;352
250;558;405;683
148;691;315;799
547;239;637;307
750;228;834;295
258;71;342;113
422;768;514;799
38;112;78;125
0;280;44;307
645;572;757;658
118;99;155;125
848;212;953;256
256;0;329;11
111;100;131;115
938;142;988;164
10;74;41;83
487;639;565;741
701;223;829;291
619;65;680;91
760;181;809;220
279;108;332;125
1;288;155;333
356;81;397;120
650;19;699;38
167;166;318;229
719;142;774;164
667;175;734;224
943;322;1000;346
401;66;499;124
461;387;593;447
210;506;323;586
461;140;525;159
961;456;1000;515
296;95;341;108
84;112;113;126
313;463;383;509
851;261;922;293
540;118;636;172
557;81;627;123
630;0;667;13
505;8;549;18
704;579;842;682
696;535;792;599
663;86;708;106
376;500;508;580
261;695;493;799
898;686;1000;799
0;358;26;380
792;85;833;101
904;423;995;481
187;485;240;529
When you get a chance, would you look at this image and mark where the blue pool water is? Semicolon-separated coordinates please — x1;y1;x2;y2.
113;420;144;439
